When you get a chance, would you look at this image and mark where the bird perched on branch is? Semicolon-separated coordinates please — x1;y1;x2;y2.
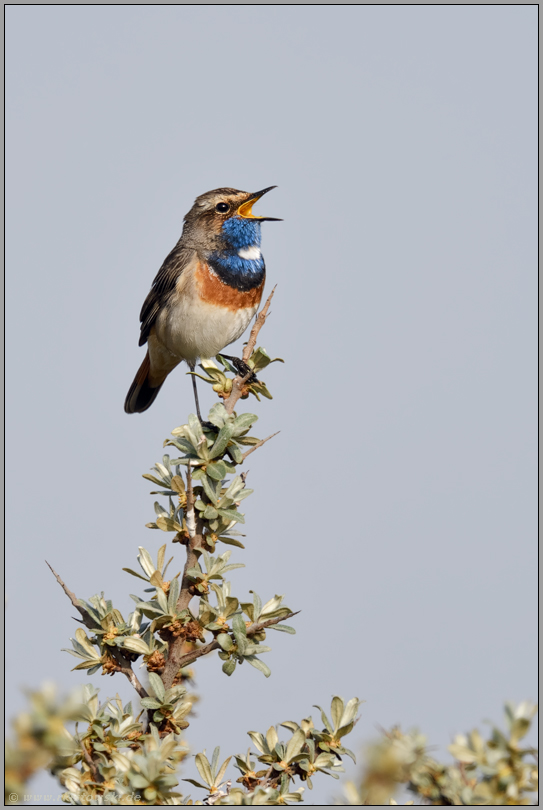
124;186;280;417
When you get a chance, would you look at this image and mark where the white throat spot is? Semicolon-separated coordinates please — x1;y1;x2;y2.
238;246;261;260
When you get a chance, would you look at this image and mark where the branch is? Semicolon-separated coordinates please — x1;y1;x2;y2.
241;431;280;462
46;561;100;632
46;561;148;700
161;512;206;690
80;743;103;784
177;610;300;670
224;287;276;415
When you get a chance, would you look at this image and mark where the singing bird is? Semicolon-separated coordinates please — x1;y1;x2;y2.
124;186;280;416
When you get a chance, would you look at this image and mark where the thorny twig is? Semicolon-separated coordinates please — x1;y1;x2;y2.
80;742;103;784
241;432;280;462
224;287;276;415
176;611;300;671
46;561;149;700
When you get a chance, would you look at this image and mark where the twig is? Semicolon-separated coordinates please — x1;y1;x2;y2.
224;287;276;415
185;461;196;538
109;649;149;700
81;742;103;783
46;561;100;631
241;432;280;462
176;611;300;670
46;561;148;700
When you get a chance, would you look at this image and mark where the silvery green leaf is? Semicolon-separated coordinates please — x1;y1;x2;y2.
200;474;220;505
155;463;171;480
223;476;244;501
188;414;204;441
314;705;333;734
203;504;219;520
153;501;169;518
207;402;228;427
170;455;204;467
339;697;361;729
206;460;228;480
62;648;86;659
261;595;285;616
162;555;175;578
219;563;245;575
266;727;279;752
209;746;221;779
227;442;243;463
170;475;186;494
69;638;95;658
222;659;236;676
140;697;162;710
135;602;163;617
217;633;234;651
121;637;149;655
72;660;102;672
243;644;271;656
224;596;239;617
155;588;168;613
183;778;210;790
195;752;214;787
270;624;296;634
217;535;245;548
215;754;232;789
168;438;195;454
232;613;247;638
235;487;254;502
208;426;235;459
330;697;344;732
142;474;170;487
156;516;183;532
134;551;155;578
148;672;165;702
235;435;261;446
253;591;262;622
314;752;335;768
167;578;180;613
280;721;300;733
75;628;100;658
285;729;307;762
216;508;245;524
232;413;258;434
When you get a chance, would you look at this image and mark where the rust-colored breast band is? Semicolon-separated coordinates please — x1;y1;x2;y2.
195;262;264;311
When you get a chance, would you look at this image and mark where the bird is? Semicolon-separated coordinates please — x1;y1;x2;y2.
124;186;280;417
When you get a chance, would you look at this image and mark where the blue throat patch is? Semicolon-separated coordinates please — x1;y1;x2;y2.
208;216;266;292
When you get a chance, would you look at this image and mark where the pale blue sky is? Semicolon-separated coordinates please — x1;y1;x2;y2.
6;6;537;805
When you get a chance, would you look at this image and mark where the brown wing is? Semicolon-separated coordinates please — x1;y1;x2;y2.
138;244;196;346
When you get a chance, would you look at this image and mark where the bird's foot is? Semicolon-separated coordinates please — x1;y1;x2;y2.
220;355;258;384
200;419;219;432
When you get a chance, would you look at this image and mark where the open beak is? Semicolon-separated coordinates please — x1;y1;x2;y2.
237;186;282;221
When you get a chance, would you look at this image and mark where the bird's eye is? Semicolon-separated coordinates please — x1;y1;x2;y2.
215;202;230;213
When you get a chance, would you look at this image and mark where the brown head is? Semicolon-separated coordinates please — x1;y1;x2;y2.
180;186;280;252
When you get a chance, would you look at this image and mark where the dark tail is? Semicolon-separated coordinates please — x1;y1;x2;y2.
124;352;165;414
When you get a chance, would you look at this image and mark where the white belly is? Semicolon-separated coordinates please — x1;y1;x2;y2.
156;293;257;363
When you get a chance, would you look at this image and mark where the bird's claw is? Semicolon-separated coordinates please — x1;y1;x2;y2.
220;355;258;384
